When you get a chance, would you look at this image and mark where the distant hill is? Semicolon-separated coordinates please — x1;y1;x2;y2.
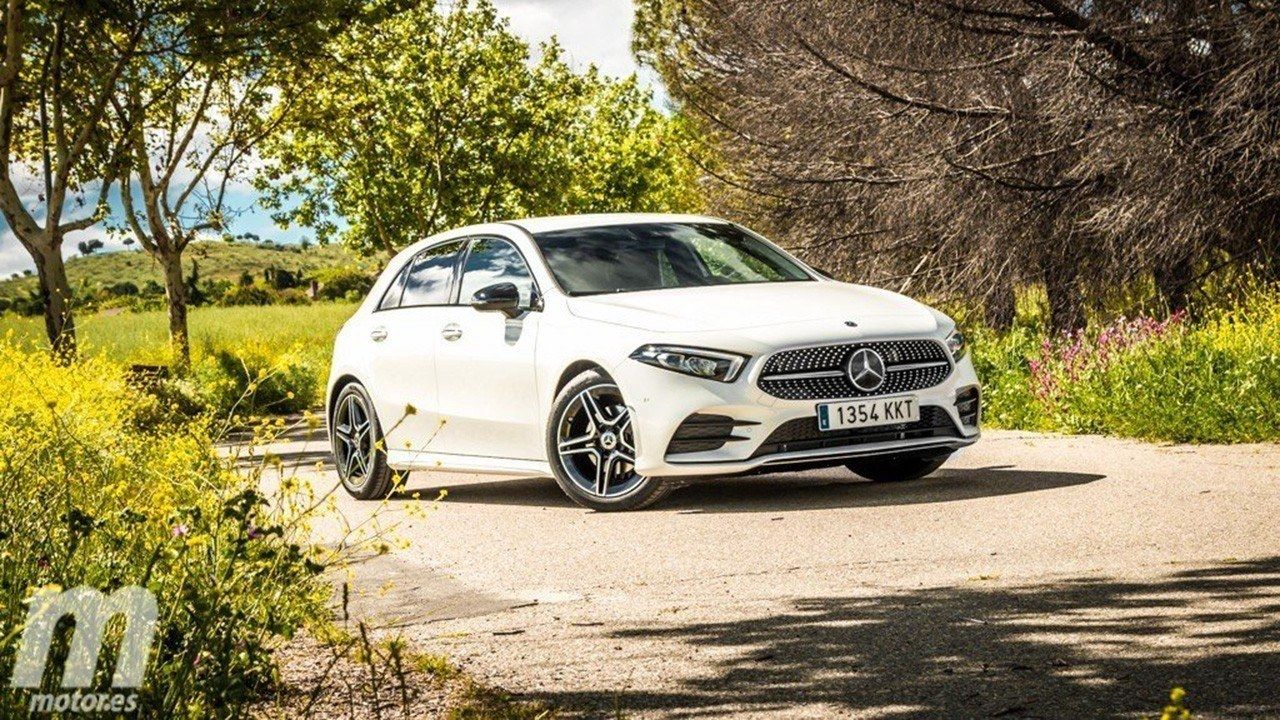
0;241;378;299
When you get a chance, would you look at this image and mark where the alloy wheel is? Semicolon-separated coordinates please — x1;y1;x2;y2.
555;383;644;498
333;392;375;484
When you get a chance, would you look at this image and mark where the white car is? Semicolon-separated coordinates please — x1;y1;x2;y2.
327;214;980;510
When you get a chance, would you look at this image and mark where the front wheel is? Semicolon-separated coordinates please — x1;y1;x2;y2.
547;370;672;511
846;451;952;483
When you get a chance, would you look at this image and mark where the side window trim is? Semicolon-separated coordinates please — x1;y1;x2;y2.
450;237;474;306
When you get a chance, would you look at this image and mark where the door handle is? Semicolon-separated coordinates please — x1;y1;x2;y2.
441;323;463;341
370;327;388;342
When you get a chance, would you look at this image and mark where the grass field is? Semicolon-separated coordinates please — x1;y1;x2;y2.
4;288;1278;442
0;241;373;299
0;302;357;362
1;304;357;416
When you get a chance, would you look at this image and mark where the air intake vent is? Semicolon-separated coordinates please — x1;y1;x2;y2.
666;414;757;456
956;386;980;427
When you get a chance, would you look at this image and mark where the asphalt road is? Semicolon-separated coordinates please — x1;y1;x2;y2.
250;427;1280;719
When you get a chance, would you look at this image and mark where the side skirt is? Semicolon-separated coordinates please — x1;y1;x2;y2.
386;449;553;477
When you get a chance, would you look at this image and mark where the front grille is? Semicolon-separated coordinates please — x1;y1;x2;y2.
758;339;952;400
750;406;959;458
665;413;757;456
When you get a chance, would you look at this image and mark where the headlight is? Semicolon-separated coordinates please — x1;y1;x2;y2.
629;345;748;383
945;328;967;361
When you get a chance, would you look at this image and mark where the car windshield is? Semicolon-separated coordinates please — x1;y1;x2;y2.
532;222;813;296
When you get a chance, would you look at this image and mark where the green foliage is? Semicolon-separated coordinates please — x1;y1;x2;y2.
259;0;700;256
196;340;322;417
217;284;275;307
973;289;1280;443
0;344;345;717
969;324;1051;432
313;265;376;301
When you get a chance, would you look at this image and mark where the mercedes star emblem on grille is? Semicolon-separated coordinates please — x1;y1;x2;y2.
846;348;887;392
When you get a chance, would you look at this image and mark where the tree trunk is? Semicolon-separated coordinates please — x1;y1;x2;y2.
160;250;191;369
1154;254;1196;317
33;242;77;362
984;284;1017;331
1045;266;1085;333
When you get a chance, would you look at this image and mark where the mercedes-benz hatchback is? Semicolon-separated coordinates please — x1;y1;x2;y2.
328;214;980;510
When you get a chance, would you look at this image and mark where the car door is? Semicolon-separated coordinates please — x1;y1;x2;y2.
366;240;465;455
432;236;542;459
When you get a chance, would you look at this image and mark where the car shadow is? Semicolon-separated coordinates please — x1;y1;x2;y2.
528;556;1280;718
392;465;1105;512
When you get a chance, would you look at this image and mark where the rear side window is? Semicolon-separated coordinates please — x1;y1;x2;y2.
380;240;464;309
376;241;466;310
377;265;410;310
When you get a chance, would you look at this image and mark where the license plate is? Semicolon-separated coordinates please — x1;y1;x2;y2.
817;395;919;431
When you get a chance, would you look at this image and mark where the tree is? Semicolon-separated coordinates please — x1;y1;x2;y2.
0;1;136;358
635;0;1280;330
76;238;102;256
260;0;698;257
111;0;368;367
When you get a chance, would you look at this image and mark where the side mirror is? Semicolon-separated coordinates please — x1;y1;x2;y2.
471;282;522;317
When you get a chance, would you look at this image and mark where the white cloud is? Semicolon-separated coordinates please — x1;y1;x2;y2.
0;228;34;279
491;0;640;78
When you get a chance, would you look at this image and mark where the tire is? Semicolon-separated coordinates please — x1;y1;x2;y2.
330;382;401;500
546;370;672;511
846;450;952;483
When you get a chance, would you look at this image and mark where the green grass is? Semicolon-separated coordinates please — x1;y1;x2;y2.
1;304;357;417
6;286;1279;443
0;302;357;363
0;240;372;299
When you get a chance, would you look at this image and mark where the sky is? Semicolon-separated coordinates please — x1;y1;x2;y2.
0;0;651;276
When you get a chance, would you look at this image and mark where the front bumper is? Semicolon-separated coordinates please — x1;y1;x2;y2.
612;347;981;478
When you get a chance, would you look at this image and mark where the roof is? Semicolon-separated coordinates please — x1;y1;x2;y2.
506;213;726;235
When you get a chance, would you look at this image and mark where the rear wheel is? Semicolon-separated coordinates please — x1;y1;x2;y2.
846;451;951;483
547;370;672;511
331;382;401;499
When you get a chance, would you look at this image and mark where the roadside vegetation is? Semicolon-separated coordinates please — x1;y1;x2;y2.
0;343;372;716
0;303;354;417
0;338;553;718
969;283;1280;444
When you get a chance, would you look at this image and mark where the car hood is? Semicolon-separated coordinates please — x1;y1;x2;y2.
564;282;941;338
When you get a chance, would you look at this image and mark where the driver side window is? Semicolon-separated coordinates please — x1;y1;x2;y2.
458;238;535;306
